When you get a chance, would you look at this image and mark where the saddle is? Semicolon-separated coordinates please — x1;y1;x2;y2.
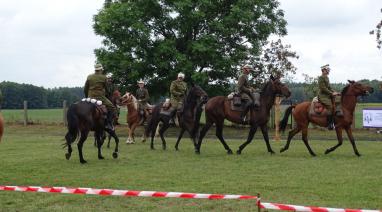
309;97;329;117
227;93;245;112
82;98;107;116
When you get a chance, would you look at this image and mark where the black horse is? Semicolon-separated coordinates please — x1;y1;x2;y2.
64;101;119;164
145;83;208;151
196;76;291;154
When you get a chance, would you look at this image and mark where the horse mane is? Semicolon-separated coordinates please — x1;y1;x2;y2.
183;87;196;111
341;84;350;101
260;80;272;95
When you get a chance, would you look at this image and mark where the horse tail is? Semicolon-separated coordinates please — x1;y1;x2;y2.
279;105;295;132
63;104;80;148
145;103;161;137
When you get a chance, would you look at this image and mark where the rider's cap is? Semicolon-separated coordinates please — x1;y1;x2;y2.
321;64;330;71
177;72;185;78
137;79;145;84
106;73;113;78
95;63;104;71
242;64;254;70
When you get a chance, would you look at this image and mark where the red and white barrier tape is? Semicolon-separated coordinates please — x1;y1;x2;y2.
0;185;257;200
260;202;381;212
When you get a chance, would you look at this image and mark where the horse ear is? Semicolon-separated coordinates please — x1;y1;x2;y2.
348;80;355;84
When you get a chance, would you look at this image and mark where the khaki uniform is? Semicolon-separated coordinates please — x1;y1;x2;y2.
84;73;116;113
136;88;150;109
170;80;187;110
317;75;340;111
237;73;253;102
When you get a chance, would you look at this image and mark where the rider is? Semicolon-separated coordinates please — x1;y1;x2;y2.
237;64;260;124
105;73;120;125
170;72;187;125
317;64;343;130
84;63;117;131
136;80;150;125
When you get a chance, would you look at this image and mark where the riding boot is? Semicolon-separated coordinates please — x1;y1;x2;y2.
335;105;344;117
327;115;335;130
138;109;145;125
105;111;115;131
240;101;252;124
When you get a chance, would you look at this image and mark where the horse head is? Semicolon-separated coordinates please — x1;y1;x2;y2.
344;80;374;97
188;83;208;105
112;90;121;106
120;92;138;110
270;75;291;98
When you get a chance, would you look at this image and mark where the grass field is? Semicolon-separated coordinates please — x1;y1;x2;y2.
0;125;381;211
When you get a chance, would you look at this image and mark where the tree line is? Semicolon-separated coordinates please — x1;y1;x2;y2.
0;79;381;109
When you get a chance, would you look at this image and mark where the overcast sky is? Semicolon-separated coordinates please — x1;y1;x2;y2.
0;0;381;88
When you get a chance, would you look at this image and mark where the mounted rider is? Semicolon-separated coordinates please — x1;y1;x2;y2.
317;64;343;130
105;73;120;125
237;64;260;124
136;79;150;125
169;72;187;125
84;63;117;131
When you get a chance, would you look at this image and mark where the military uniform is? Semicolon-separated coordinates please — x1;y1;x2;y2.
237;73;253;103
317;75;340;114
84;72;116;114
136;87;150;109
170;79;187;110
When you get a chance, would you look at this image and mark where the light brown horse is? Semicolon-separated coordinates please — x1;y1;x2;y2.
196;76;291;154
0;113;4;142
120;92;150;144
279;80;374;156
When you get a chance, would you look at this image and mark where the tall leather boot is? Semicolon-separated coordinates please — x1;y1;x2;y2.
327;115;335;130
240;101;252;124
105;111;115;131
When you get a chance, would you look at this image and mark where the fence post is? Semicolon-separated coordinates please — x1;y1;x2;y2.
23;100;28;126
63;100;67;126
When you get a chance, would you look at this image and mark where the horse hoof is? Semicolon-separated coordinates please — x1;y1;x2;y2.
80;160;87;164
280;148;285;153
65;153;71;160
175;147;179;151
356;153;361;157
195;150;200;155
98;156;105;160
227;150;233;155
311;153;317;157
112;152;118;159
324;149;331;154
151;147;155;150
236;150;241;155
269;151;275;155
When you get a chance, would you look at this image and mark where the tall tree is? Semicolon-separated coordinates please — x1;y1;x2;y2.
370;8;382;50
93;0;287;98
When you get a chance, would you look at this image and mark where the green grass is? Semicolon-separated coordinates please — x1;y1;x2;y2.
0;125;381;211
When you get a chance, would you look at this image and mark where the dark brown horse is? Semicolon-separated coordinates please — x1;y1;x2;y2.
64;101;119;163
0;113;3;142
196;76;291;154
145;83;208;151
279;80;374;156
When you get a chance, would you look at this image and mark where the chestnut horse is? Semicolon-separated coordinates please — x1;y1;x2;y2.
196;76;291;154
279;80;374;156
120;92;151;144
0;113;3;142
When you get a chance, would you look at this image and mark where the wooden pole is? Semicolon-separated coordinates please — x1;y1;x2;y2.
274;97;282;142
23;100;28;126
63;100;67;126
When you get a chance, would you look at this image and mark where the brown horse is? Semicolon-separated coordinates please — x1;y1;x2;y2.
120;92;151;144
196;76;291;154
0;113;4;142
279;80;374;156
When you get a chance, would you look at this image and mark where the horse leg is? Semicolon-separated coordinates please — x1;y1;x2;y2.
106;128;119;159
215;122;232;154
174;128;186;151
324;127;343;155
196;121;213;154
301;128;316;156
150;120;160;150
126;126;133;144
159;120;170;150
237;126;257;155
280;127;301;153
107;133;112;148
65;132;74;160
77;130;89;164
345;127;361;156
65;144;72;160
260;125;275;154
96;131;105;160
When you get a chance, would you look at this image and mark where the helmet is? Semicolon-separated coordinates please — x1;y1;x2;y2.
95;63;104;71
242;64;253;70
106;73;113;78
177;72;185;78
